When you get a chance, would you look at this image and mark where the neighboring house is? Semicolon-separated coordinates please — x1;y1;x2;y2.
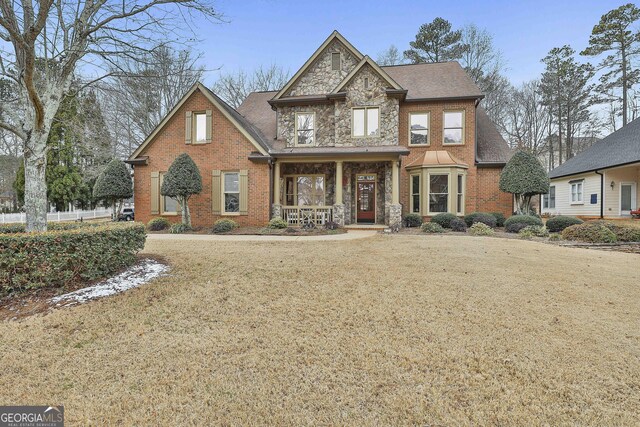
542;118;640;218
127;31;512;227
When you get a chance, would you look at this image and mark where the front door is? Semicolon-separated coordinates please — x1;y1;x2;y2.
620;183;637;216
357;175;376;223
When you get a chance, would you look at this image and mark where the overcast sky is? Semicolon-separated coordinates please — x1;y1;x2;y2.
194;0;629;86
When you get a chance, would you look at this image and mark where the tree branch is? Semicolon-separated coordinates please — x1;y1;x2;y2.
0;120;26;140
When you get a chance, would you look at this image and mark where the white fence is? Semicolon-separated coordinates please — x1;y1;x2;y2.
1;209;112;224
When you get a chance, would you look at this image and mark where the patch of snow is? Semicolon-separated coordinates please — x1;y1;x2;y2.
51;259;169;305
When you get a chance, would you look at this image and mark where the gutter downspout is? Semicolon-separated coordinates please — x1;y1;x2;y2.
268;158;274;219
595;170;604;219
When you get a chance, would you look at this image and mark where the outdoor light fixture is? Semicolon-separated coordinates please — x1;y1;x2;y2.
610;181;615;190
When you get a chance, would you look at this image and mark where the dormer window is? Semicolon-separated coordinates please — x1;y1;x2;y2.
295;112;315;145
331;52;341;70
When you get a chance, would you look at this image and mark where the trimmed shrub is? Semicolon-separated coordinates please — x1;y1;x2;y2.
595;221;640;242
161;153;202;227
212;219;238;234
549;233;563;241
504;215;543;233
464;212;498;228
0;224;26;234
519;225;549;239
421;222;445;233
468;222;495;236
324;221;341;230
562;222;617;243
546;216;583;232
464;212;497;228
93;159;133;219
267;217;288;229
0;223;146;293
0;222;102;234
169;223;192;234
499;150;549;214
450;218;467;232
491;212;506;227
147;217;171;231
431;213;457;229
403;213;422;228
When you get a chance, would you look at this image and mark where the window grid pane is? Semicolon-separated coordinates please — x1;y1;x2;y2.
429;174;448;213
367;108;379;136
353;109;365;136
457;175;463;213
411;175;420;213
410;113;429;145
195;113;207;142
224;173;240;213
444;111;463;144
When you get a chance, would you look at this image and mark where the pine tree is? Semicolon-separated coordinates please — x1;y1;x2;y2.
404;18;465;63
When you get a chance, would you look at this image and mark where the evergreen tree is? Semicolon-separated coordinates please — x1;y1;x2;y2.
93;159;133;220
160;153;202;227
404;18;465;63
499;151;550;215
581;3;640;126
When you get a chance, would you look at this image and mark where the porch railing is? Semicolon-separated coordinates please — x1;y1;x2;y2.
282;206;333;226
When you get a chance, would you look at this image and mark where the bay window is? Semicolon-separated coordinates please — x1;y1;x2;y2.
429;174;449;213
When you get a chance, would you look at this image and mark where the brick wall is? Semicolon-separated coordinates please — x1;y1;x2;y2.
133;88;270;227
398;99;512;218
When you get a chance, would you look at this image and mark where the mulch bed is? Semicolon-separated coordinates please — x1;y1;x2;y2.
148;226;346;236
0;255;168;321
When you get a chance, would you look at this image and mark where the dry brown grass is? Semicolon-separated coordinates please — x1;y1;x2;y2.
1;235;639;425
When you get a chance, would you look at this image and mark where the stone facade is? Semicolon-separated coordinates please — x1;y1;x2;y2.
342;162;391;225
286;40;360;96
278;104;335;147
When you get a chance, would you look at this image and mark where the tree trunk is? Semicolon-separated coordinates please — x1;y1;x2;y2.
112;199;117;221
181;196;191;227
622;45;628;126
24;132;49;232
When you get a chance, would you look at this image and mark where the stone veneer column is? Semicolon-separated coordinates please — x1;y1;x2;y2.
272;160;282;219
389;159;402;228
333;160;345;225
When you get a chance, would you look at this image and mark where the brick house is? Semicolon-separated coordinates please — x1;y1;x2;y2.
127;31;512;227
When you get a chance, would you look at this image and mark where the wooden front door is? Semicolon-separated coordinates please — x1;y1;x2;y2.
357;175;376;223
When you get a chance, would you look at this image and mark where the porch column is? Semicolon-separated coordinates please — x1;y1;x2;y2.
272;160;282;219
389;159;402;229
333;160;345;226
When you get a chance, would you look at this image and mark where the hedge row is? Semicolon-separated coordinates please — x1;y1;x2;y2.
0;221;103;234
0;223;146;293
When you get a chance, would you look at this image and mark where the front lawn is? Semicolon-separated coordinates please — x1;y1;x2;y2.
1;235;639;425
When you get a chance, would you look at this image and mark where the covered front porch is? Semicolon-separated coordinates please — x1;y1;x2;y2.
271;155;403;227
604;163;640;217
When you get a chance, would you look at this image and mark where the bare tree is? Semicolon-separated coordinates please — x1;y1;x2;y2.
212;64;290;108
0;0;221;231
376;45;403;66
503;81;551;157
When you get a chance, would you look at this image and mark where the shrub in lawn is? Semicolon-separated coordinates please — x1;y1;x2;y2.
0;224;26;234
212;219;238;234
450;218;467;232
0;223;146;293
468;222;495;236
430;213;457;229
267;217;288;229
519;225;549;239
160;153;202;227
464;212;497;228
421;222;445;233
504;215;543;233
595;221;640;242
561;222;617;243
93;159;133;220
147;217;171;231
491;212;506;227
403;213;422;228
1;222;101;234
169;223;192;234
546;216;583;232
324;221;341;230
548;233;563;241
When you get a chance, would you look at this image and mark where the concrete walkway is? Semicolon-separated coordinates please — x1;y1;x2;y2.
147;230;378;242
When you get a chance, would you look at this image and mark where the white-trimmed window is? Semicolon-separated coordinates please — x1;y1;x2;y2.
443;111;464;145
457;174;465;214
295;113;315;146
194;112;207;143
352;107;380;137
409;112;429;145
570;181;583;204
543;185;556;209
283;175;325;206
411;174;421;214
223;172;240;213
331;52;341;70
429;174;449;213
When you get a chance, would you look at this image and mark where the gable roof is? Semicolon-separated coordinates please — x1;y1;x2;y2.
332;56;403;93
272;30;364;100
382;62;483;100
476;107;512;165
128;82;269;161
549;118;640;178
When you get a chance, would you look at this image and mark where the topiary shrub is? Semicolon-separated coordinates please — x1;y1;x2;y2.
491;212;506;227
431;213;457;229
147;217;171;231
161;153;202;227
212;219;238;234
0;223;146;293
169;223;192;234
562;222;617;243
504;215;543;233
499;150;549;215
267;217;288;229
403;213;423;228
519;225;549;239
421;222;446;233
546;216;583;232
468;222;495;236
464;212;497;228
450;218;467;232
93;159;133;220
